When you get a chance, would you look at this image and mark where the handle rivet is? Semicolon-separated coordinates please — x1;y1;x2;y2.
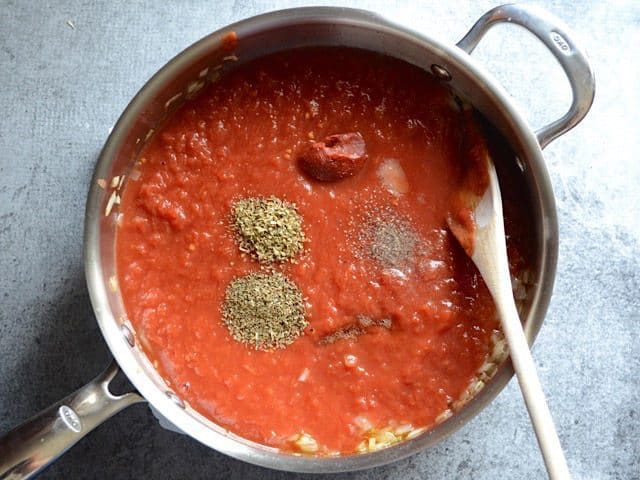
431;64;452;81
120;324;135;347
166;390;185;409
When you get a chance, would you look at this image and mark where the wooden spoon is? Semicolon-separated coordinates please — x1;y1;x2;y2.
449;155;571;479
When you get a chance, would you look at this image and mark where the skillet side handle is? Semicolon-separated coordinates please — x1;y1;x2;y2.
457;3;595;149
0;361;144;480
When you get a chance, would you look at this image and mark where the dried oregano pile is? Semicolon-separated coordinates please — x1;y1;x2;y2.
232;196;305;263
222;271;307;350
223;196;307;350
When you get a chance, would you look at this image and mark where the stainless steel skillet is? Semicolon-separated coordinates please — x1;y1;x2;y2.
0;4;594;478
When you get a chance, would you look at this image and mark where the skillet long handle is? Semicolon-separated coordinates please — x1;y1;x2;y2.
457;3;595;149
0;361;144;479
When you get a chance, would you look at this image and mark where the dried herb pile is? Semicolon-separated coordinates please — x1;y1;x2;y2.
222;272;307;350
222;196;308;351
232;197;305;263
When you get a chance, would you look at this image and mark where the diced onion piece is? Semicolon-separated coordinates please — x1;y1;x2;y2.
394;424;413;436
298;368;310;382
375;429;397;445
435;409;453;424
354;416;372;432
165;92;183;110
490;333;509;363
377;158;409;195
405;427;428;440
294;433;318;453
368;437;376;450
344;354;357;367
105;191;117;216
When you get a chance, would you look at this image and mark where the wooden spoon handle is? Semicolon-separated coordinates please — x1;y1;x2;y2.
473;162;570;479
495;288;571;479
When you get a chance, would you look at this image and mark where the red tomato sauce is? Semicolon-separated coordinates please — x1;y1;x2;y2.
116;48;532;453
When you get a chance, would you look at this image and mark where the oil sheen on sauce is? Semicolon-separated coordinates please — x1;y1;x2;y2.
116;47;532;454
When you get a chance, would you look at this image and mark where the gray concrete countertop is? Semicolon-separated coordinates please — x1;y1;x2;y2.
1;1;638;479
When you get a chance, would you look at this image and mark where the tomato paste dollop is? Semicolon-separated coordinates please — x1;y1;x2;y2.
298;132;368;181
116;47;533;454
